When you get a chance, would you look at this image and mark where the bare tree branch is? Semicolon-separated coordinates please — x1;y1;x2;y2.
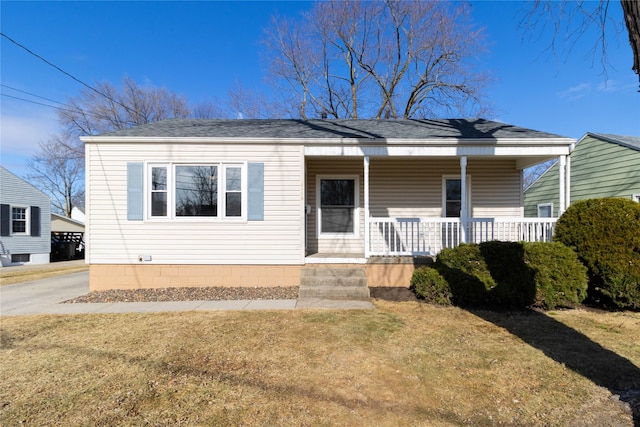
263;0;491;119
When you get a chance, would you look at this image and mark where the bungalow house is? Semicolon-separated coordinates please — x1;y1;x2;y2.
0;166;51;266
524;133;640;217
81;119;574;293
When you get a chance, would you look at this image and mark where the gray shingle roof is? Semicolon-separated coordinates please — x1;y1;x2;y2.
94;118;570;141
589;133;640;151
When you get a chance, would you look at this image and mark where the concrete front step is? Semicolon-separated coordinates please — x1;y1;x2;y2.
298;285;371;300
299;266;370;300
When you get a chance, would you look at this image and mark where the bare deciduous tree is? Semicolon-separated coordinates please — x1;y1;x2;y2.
27;134;84;217
59;76;192;138
263;0;492;119
520;1;640;87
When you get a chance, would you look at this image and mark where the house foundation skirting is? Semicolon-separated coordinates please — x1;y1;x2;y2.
90;257;435;291
89;264;302;291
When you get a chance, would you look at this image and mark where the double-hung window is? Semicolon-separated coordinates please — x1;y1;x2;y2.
148;163;245;220
11;206;28;234
443;177;470;218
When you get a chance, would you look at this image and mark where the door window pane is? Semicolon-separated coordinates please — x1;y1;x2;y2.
320;179;355;233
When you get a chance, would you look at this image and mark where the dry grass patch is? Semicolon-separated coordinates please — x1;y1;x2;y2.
1;301;638;426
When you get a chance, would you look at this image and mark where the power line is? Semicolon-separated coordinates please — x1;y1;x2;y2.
1;83;67;106
1;32;134;114
0;93;134;126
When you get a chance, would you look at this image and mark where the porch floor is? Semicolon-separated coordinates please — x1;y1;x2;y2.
305;253;367;264
304;253;435;265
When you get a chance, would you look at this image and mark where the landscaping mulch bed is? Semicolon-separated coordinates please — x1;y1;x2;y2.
63;286;299;303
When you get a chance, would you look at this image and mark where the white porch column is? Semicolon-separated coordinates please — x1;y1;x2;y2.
460;156;468;244
565;153;571;213
364;156;370;258
558;155;566;215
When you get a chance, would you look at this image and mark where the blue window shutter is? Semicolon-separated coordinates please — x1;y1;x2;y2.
127;163;144;221
247;163;264;221
30;206;41;236
0;204;9;236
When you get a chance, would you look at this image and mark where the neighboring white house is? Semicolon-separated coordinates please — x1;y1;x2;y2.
0;166;51;266
81;119;574;291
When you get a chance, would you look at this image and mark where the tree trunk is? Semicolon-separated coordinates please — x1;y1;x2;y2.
621;0;640;88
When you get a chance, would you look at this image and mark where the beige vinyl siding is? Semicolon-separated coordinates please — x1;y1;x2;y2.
524;135;640;217
305;157;523;254
468;159;523;217
370;158;522;218
306;158;365;254
86;143;304;265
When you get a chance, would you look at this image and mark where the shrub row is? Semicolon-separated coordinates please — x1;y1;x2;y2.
410;241;588;310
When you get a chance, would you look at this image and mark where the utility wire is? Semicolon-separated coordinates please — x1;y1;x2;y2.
0;93;134;125
1;83;67;106
1;32;134;114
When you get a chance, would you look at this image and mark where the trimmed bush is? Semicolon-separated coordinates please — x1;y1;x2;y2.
435;244;495;306
523;242;588;310
410;266;452;305
430;241;588;309
554;198;640;310
479;241;536;308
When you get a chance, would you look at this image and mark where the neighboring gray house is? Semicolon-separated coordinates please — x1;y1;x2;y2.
524;133;640;217
0;166;51;266
81;118;574;292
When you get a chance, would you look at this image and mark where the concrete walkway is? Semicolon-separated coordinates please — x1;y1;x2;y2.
0;269;375;316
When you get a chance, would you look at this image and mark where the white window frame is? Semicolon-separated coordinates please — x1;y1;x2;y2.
537;203;554;218
632;194;640;203
316;174;360;239
148;164;170;219
442;175;471;218
145;162;247;221
11;205;29;236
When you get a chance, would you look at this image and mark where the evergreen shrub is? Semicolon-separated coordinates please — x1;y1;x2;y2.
435;244;495;306
427;241;588;309
409;266;452;305
522;241;588;309
554;198;640;310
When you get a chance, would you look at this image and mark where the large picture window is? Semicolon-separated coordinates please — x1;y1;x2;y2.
147;162;245;220
318;177;358;235
175;165;218;217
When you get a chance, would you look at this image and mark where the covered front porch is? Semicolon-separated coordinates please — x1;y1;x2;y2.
305;151;570;260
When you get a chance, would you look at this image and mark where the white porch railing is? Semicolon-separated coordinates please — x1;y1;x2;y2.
368;217;557;256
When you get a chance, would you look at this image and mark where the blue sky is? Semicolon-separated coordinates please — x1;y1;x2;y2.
1;0;639;177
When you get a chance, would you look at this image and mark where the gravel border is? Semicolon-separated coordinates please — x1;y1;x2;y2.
63;286;299;304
